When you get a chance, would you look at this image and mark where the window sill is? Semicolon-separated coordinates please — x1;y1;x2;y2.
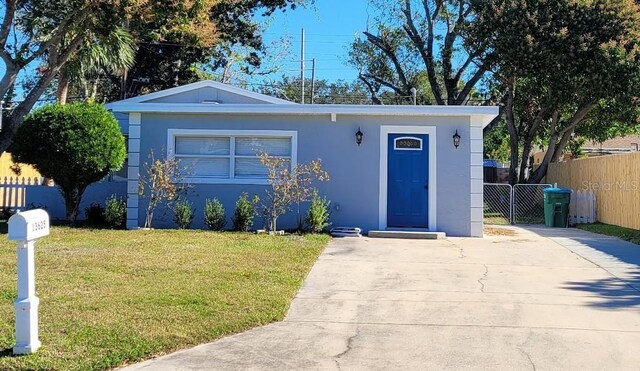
181;177;269;185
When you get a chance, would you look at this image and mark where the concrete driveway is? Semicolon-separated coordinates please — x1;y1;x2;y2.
124;226;640;370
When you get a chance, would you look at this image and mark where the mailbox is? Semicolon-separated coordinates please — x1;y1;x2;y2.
8;209;49;355
8;209;50;241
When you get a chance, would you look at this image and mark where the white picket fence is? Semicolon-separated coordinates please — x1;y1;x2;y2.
0;176;45;208
569;190;596;225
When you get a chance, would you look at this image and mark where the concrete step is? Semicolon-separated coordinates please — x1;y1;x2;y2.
367;230;446;240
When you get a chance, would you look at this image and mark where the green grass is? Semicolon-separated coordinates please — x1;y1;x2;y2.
577;223;640;245
0;227;330;370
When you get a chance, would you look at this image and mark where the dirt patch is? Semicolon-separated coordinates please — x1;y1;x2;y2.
484;227;517;237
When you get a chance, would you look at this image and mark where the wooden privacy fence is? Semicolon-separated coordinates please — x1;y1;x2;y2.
547;151;640;229
569;190;596;225
0;176;45;209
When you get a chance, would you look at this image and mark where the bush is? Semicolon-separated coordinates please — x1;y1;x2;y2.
104;195;126;229
232;193;259;232
11;103;126;224
85;203;106;226
305;192;331;233
173;199;194;229
0;207;16;221
204;198;226;231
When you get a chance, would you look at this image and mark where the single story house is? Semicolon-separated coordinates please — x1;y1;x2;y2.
106;81;498;237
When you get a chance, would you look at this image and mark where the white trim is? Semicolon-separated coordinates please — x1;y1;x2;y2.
379;126;437;231
126;112;141;230
108;103;499;126
469;116;485;237
106;80;292;105
393;136;423;151
167;129;298;185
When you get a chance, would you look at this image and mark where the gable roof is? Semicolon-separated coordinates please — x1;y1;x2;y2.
106;80;293;105
583;135;640;151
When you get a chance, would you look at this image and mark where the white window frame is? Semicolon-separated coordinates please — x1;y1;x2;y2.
167;129;298;185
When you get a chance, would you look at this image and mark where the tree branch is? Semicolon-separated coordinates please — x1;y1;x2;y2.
558;101;598;137
363;31;410;93
361;73;404;95
403;0;444;104
454;65;487;105
0;0;16;47
359;75;383;105
17;4;94;67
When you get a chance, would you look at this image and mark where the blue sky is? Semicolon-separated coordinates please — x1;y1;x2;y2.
258;0;371;83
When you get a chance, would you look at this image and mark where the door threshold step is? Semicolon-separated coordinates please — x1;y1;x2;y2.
367;230;446;240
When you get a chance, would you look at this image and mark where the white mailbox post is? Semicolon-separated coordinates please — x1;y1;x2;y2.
8;209;49;355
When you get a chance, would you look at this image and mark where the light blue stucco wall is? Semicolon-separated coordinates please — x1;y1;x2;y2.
133;112;474;236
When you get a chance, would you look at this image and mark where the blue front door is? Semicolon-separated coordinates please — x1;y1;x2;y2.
387;134;429;228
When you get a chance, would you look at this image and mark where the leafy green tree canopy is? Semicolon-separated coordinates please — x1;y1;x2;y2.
468;0;640;183
11;103;126;223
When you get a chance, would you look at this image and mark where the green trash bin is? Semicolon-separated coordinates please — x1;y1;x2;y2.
543;187;571;227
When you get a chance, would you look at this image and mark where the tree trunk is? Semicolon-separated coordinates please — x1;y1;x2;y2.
61;185;87;225
504;81;519;185
145;198;156;228
56;73;70;104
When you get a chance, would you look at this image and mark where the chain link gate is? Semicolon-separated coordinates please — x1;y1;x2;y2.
484;183;552;225
512;184;552;224
483;184;512;225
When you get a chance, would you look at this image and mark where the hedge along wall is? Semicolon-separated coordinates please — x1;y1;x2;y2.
547;152;640;230
23;181;127;221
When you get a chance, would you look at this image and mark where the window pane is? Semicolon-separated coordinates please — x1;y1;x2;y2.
235;158;291;178
235;137;291;156
235;158;267;178
178;157;230;177
175;137;230;155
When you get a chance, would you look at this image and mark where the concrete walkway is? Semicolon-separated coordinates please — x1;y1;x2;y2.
124;227;640;370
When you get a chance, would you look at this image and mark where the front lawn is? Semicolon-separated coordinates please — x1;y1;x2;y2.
0;228;329;370
577;223;640;245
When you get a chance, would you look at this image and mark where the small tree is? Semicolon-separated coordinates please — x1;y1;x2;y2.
104;194;126;229
139;151;187;228
204;198;226;231
11;103;126;224
232;193;259;232
258;152;329;232
173;199;194;229
305;190;331;233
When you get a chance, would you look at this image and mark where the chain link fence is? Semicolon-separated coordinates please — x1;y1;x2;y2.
512;184;552;224
484;183;552;225
484;184;513;225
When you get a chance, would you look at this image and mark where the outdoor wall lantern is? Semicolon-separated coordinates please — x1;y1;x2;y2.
453;130;461;149
355;127;364;146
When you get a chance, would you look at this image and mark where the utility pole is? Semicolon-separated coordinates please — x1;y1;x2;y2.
311;58;316;104
300;28;305;104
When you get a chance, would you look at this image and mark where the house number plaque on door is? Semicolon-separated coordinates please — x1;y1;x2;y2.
394;137;422;150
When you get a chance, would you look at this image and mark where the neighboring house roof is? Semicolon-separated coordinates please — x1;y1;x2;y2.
106;80;293;106
583;135;640;153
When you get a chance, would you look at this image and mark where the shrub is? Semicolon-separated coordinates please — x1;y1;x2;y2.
0;207;16;221
232;193;259;232
11;103;126;224
104;195;126;229
173;199;194;229
305;191;331;233
204;198;226;231
85;203;106;226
